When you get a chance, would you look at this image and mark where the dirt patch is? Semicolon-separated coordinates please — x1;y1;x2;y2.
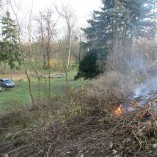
0;73;26;80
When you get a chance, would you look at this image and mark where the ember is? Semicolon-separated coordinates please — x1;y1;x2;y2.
114;104;122;117
114;92;157;117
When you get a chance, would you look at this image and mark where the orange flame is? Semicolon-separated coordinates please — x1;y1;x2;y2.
114;104;122;117
131;101;137;107
154;98;157;102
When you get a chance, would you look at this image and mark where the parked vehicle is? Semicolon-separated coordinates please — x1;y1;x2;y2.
0;79;15;88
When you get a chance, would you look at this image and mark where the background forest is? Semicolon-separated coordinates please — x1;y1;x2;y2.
1;0;157;157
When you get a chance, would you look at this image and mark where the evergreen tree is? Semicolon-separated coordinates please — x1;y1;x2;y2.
76;0;154;79
0;11;20;70
74;49;101;79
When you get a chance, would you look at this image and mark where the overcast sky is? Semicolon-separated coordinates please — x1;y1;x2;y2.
0;0;102;40
35;0;102;26
9;0;102;27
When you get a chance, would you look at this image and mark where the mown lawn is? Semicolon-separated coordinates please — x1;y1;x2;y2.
0;71;90;111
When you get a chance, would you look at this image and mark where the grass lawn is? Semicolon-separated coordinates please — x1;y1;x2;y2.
0;71;91;112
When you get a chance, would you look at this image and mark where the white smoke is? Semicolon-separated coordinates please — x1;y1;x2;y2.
133;76;157;98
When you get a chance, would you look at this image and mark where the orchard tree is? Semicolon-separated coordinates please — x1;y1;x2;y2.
0;11;20;75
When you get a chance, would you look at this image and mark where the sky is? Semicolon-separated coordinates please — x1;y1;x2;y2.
34;0;102;26
0;0;102;41
9;0;102;28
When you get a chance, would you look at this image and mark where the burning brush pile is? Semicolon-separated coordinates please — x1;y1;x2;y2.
113;85;157;156
2;72;157;156
80;70;157;156
111;94;157;157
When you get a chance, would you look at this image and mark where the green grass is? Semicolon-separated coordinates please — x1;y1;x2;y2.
0;71;90;111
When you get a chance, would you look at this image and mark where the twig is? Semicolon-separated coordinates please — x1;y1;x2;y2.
47;142;52;157
7;144;33;155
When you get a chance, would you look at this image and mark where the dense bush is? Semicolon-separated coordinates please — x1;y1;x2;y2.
75;49;107;79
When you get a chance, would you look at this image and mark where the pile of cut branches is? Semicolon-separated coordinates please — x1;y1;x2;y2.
1;86;157;156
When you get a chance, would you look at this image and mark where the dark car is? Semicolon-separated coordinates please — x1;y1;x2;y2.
0;79;15;88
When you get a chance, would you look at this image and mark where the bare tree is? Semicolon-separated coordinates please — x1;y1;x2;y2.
10;0;35;106
35;12;47;68
55;5;75;70
35;9;59;102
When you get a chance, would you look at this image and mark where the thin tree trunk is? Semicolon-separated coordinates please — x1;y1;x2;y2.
47;49;51;103
4;62;7;77
10;68;13;80
67;29;72;69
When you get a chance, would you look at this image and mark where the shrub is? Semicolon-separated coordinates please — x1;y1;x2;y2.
72;71;137;118
75;49;100;79
85;72;136;112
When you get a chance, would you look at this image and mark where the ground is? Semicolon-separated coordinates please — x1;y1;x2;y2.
0;71;90;112
0;73;26;80
1;106;157;157
1;72;157;157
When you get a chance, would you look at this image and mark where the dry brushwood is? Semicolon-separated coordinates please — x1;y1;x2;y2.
1;85;157;157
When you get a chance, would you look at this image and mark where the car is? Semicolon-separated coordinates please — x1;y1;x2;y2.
0;78;15;88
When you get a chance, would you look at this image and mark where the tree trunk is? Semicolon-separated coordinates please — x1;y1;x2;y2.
67;29;72;70
10;68;13;80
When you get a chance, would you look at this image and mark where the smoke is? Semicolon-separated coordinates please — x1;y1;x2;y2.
107;38;157;100
133;76;157;98
127;54;146;74
126;40;157;99
132;61;157;98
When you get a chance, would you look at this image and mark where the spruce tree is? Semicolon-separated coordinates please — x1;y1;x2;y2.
76;0;154;79
0;11;20;71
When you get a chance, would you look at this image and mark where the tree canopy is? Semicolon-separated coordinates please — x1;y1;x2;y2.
0;11;20;70
76;0;155;79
